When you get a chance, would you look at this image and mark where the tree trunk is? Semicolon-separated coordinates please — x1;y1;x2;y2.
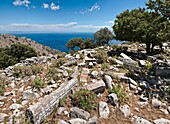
151;43;155;53
146;42;151;54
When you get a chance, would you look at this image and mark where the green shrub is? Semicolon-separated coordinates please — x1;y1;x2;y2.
71;89;97;112
51;58;66;68
0;76;6;95
13;65;42;78
32;77;45;90
109;84;128;103
46;67;60;81
125;70;135;78
0;44;37;69
101;62;110;71
94;50;108;64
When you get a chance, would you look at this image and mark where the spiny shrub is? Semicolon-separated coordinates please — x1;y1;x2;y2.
109;84;128;103
94;50;108;64
71;89;97;112
32;77;45;90
51;58;66;68
13;65;43;78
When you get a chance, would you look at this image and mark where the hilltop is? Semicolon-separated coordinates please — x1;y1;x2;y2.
0;40;170;124
0;34;61;56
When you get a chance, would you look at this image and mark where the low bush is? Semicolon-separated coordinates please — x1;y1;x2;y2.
13;65;43;78
109;84;128;103
0;44;37;69
94;50;108;64
32;77;45;90
71;89;97;112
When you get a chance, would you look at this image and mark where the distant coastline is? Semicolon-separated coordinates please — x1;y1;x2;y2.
12;33;122;53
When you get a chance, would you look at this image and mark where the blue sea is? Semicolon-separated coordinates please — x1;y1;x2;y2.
13;33;122;53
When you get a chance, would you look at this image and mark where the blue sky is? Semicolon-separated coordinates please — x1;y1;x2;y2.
0;0;148;33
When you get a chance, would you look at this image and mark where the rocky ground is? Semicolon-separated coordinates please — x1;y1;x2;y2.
0;42;170;124
0;34;60;56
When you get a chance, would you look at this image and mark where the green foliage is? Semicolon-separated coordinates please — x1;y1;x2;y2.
101;62;110;71
146;0;170;21
94;50;108;64
46;67;60;81
51;58;66;68
59;96;66;107
71;89;97;112
13;65;43;78
94;27;114;46
0;44;37;69
32;77;45;90
66;38;84;50
113;8;168;54
109;84;129;103
0;76;6;95
80;38;95;49
125;70;135;78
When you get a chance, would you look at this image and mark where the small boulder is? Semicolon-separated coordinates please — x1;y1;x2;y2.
69;118;87;124
152;98;162;108
91;71;98;79
85;79;105;94
57;107;67;115
103;75;113;89
134;116;152;124
70;107;90;121
108;93;118;106
9;103;22;110
153;118;170;124
58;120;69;124
88;116;97;124
120;104;131;117
98;101;110;118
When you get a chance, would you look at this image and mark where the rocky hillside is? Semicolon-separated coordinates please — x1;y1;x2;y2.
0;42;170;124
0;34;60;56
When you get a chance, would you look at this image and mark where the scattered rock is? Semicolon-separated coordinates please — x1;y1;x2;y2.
133;116;152;124
70;107;90;121
58;120;69;124
119;104;131;117
153;118;170;124
108;93;118;106
85;79;105;94
91;71;98;79
9;103;22;110
57;107;67;115
69;118;87;124
22;90;39;101
98;101;110;118
167;106;170;113
0;113;8;122
152;98;162;108
88;116;97;124
139;60;146;67
103;75;113;89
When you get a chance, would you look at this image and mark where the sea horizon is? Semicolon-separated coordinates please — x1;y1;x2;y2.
9;33;122;53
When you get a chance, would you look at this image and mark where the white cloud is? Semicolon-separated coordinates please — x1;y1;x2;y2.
42;2;60;11
88;3;100;12
0;22;110;33
108;20;115;25
50;2;60;11
79;3;100;14
13;0;30;7
43;3;49;9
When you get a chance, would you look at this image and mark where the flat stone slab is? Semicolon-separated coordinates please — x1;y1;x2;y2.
70;107;90;121
84;79;105;94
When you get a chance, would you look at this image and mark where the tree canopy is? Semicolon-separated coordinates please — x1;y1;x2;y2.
113;5;169;54
0;44;37;69
94;27;114;46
